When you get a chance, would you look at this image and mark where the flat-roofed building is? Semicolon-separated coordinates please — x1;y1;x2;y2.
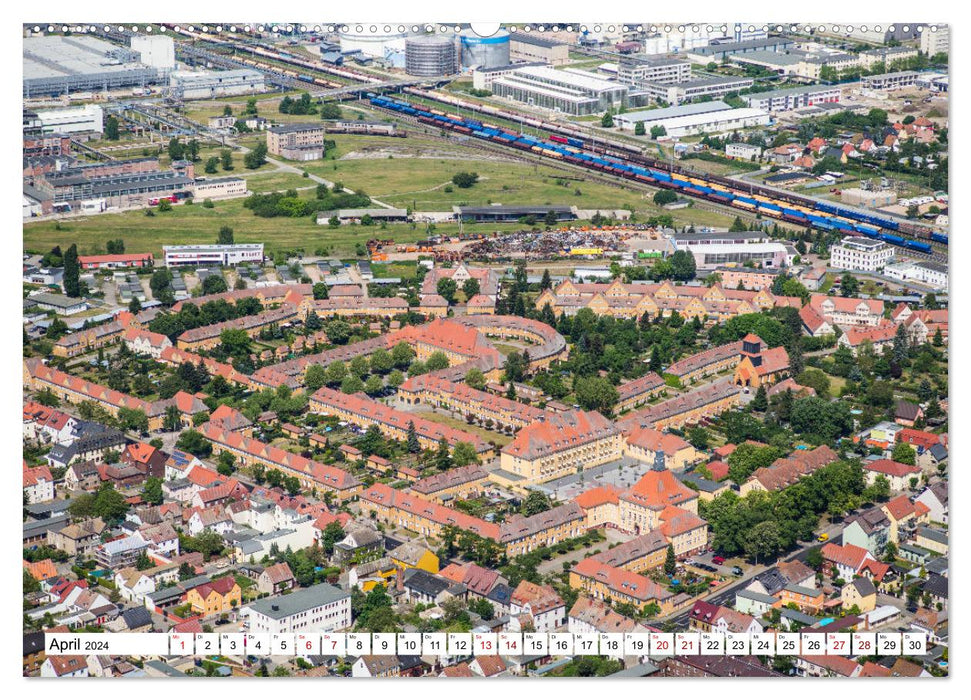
831;236;894;272
508;33;570;66
266;123;327;161
163;243;264;267
920;27;949;57
242;582;350;633
170;69;265;99
616;56;692;87
685;37;796;64
861;71;920;92
33;104;104;135
613;100;732;131
491;65;627;115
23;35;160;98
673;241;788;269
743;85;841;112
642;76;755;105
193;177;247;200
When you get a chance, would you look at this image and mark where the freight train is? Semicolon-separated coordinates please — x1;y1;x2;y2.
399;88;945;249
372;95;937;253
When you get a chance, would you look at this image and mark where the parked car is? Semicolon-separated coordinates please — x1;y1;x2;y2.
712;555;726;565
731;566;743;576
817;533;830;542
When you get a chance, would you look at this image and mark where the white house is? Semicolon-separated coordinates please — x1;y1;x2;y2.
242;582;351;634
41;656;90;678
915;482;948;524
23;465;55;504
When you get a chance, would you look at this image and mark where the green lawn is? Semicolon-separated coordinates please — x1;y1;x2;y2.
415;410;514;447
23;196;422;258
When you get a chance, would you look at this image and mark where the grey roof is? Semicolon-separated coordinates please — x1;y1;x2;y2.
780;608;817;625
929;443;948;460
925;557;948;576
121;606;153;629
752;569;788;596
736;589;778;605
268;123;323;134
848;577;876;597
486;582;513;606
918;526;948;545
607;661;660;677
403;568;453;598
23;513;70;539
244;582;349;620
615;101;732;124
143;660;188;677
508;33;565;48
923;573;948;599
745;84;839;100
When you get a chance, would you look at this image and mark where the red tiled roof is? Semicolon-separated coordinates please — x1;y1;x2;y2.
882;495;917;521
625;426;693;456
623;468;696;510
502;410;619;461
511;580;564;615
200;422;361;491
706;460;730;481
361;483;500;540
575;485;622;509
821;542;873;572
865;459;920;478
572;558;672;603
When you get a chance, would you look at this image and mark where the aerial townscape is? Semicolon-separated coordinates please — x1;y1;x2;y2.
22;19;949;680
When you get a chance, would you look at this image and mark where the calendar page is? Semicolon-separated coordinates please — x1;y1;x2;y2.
21;8;949;682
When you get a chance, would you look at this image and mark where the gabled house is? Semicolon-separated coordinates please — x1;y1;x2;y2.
257;562;296;595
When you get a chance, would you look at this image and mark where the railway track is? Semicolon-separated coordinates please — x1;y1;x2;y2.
366;101;772;227
402;88;945;249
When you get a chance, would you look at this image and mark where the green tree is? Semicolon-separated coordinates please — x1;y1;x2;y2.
176;429;212;457
63;244;81;297
465;368;486;390
451;172;479;188
601;111;614;128
244;141;268;169
891;441;917;466
220;149;234;171
750;385;768;412
435;437;453;472
574;376;619;414
462;277;481;299
93;483;130;521
653;190;677;206
105;115;120;140
425;351;450;372
522;491;551;516
437;277;458;304
634;121;645;136
204;156;219;174
744;520;780;564
452;441;480;467
142;477;163;505
217;226;235;245
406;420;421;454
217;451;237;476
664;544;677;575
669;250;697;281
